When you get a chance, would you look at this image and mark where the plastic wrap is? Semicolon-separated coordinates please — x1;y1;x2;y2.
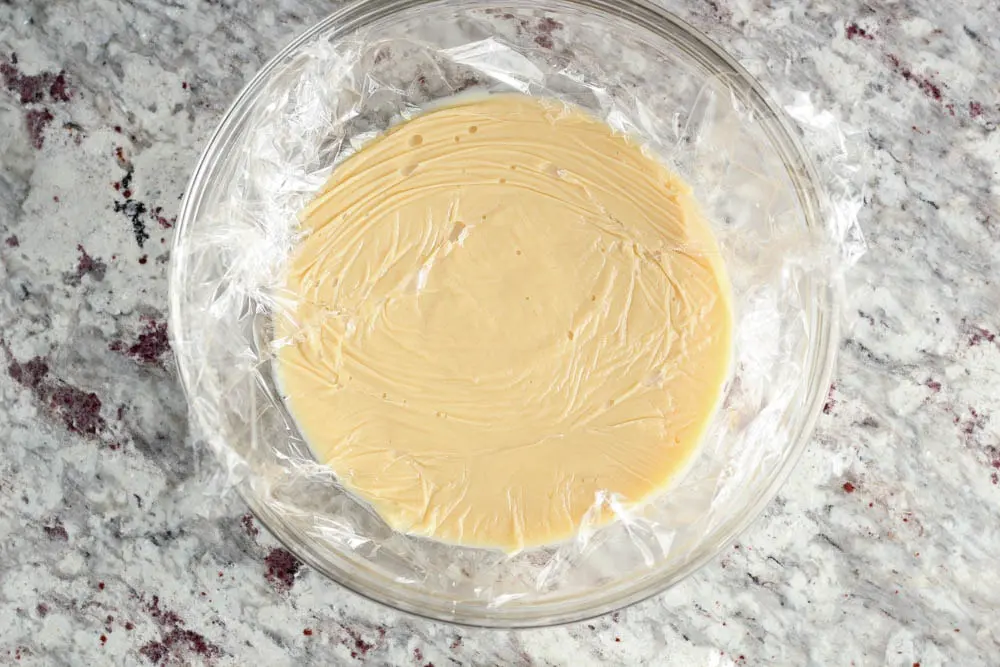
169;1;865;625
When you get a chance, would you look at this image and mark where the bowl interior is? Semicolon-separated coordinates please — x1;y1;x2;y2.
170;0;835;627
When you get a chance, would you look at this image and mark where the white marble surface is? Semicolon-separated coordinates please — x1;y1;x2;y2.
1;0;998;665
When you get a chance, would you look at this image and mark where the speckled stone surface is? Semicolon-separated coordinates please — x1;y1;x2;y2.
0;1;998;665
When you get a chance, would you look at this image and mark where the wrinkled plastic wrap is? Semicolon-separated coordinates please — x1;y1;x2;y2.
170;2;865;625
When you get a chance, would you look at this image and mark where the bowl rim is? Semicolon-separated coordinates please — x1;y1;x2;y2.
169;0;840;628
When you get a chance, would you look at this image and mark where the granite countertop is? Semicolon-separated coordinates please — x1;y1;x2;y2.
1;0;998;665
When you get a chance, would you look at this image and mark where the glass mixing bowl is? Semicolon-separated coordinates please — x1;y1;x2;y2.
169;0;839;627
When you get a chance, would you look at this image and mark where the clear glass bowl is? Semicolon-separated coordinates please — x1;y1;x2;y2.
169;0;839;627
